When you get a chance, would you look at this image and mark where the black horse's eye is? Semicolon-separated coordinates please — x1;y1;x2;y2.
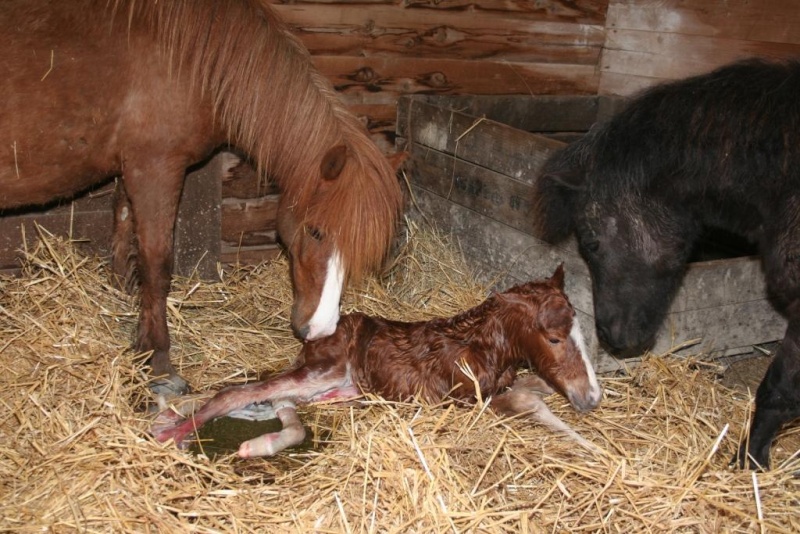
306;226;323;241
583;240;600;253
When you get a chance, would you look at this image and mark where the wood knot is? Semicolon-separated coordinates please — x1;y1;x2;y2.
420;71;449;89
352;67;376;83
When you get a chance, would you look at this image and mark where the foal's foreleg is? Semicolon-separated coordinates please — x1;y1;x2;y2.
491;385;596;451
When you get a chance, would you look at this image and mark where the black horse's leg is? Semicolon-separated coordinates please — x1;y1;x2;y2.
738;319;800;468
122;158;189;396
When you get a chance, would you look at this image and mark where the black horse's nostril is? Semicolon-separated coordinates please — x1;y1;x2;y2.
596;323;611;345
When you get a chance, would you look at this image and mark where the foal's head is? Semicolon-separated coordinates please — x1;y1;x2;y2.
501;265;602;412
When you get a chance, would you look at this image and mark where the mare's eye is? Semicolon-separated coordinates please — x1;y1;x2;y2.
306;226;323;241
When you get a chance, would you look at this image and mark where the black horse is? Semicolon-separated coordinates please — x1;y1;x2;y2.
533;58;800;469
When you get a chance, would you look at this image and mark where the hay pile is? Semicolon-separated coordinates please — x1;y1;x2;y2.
1;225;798;533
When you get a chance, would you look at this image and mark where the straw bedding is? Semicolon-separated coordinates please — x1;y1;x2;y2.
1;225;798;533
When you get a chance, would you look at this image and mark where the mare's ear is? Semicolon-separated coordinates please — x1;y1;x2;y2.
387;151;409;171
549;263;565;290
321;145;348;180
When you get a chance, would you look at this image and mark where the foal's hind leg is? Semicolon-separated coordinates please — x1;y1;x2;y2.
122;159;188;396
152;361;356;450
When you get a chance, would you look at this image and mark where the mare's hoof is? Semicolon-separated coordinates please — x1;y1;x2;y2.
150;375;191;397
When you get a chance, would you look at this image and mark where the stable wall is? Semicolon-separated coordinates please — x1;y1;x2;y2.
3;0;799;271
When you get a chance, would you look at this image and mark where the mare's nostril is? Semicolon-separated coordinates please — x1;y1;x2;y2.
294;324;310;340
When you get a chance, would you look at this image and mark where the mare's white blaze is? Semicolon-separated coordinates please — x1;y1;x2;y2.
570;319;602;408
305;250;344;340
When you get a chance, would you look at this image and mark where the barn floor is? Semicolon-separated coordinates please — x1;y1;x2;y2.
1;226;799;533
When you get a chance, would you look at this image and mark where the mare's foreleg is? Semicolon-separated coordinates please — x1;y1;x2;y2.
737;318;800;468
122;160;187;396
492;383;596;451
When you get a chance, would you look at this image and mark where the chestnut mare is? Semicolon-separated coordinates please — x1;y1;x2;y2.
0;1;403;395
152;265;603;457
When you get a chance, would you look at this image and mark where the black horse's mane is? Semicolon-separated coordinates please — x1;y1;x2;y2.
535;58;800;243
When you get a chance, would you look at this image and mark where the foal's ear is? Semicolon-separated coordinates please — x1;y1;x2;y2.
321;145;348;180
549;263;565;290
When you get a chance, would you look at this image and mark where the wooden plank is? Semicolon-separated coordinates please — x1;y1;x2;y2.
599;30;800;95
0;210;112;272
220;245;283;266
221;196;279;247
672;256;769;313
607;0;800;44
602;29;800;79
174;154;222;280
407;144;537;234
404;94;620;132
221;157;280;200
274;3;609;35
655;299;785;357
398;98;565;184
400;0;609;23
315;56;601;97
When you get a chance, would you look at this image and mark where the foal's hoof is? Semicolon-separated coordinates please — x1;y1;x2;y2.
150;375;191;397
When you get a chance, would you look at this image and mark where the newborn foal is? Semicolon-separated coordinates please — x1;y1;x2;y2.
152;265;602;457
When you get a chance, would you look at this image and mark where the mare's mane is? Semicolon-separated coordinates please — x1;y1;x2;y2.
102;0;401;278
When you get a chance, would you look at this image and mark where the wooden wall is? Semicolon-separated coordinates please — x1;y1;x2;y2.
269;0;609;149
600;0;800;96
270;0;800;146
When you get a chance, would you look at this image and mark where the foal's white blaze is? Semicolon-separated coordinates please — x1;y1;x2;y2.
570;318;603;409
305;250;344;340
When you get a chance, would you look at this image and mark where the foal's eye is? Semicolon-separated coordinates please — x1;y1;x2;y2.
306;226;323;241
548;338;561;345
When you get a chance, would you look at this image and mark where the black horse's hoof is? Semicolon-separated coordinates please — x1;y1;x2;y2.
730;447;768;471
